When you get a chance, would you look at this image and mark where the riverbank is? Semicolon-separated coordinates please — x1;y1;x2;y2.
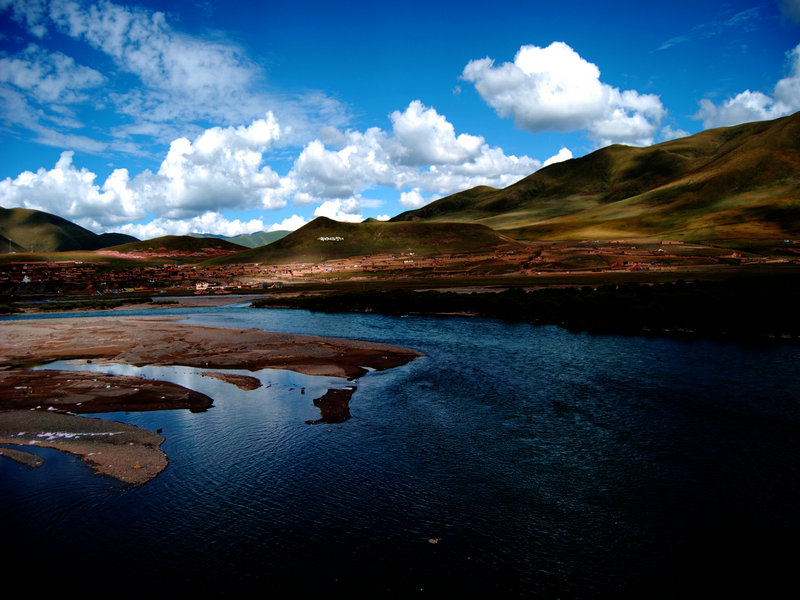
253;275;800;341
0;316;422;484
0;315;423;378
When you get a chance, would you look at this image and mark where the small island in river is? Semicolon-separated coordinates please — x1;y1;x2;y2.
0;316;422;485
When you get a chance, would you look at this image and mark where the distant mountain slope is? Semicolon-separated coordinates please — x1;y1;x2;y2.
393;112;800;240
189;230;290;248
104;235;246;255
204;216;519;265
0;207;138;252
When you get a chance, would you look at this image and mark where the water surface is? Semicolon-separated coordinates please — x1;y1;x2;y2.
2;304;798;597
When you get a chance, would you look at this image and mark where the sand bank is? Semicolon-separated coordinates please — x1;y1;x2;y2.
0;316;422;485
0;316;422;379
0;369;214;413
0;410;166;486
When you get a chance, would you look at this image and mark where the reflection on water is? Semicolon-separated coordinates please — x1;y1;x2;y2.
33;360;355;423
2;304;800;597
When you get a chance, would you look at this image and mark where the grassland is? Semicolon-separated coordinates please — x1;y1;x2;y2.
0;206;136;252
202;217;520;265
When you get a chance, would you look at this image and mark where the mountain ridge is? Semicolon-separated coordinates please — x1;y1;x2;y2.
392;112;800;240
0;206;138;252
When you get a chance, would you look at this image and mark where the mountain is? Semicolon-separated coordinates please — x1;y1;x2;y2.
104;235;246;255
189;230;290;248
0;207;138;252
204;216;519;265
393;112;800;241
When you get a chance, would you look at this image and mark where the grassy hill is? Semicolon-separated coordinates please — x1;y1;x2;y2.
204;216;519;265
0;207;138;252
189;230;290;248
105;235;246;255
393;112;800;241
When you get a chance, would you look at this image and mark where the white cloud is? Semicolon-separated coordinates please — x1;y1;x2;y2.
543;147;573;167
119;212;266;239
694;43;800;128
148;114;287;218
313;199;363;222
0;0;349;156
289;100;540;206
0;96;545;237
269;214;307;232
0;151;144;228
0;44;104;104
660;125;690;141
462;41;666;146
0;114;290;232
388;100;484;166
398;188;431;209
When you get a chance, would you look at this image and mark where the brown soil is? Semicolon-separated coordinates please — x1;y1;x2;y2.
0;316;423;379
0;410;166;486
306;386;357;425
0;316;422;485
0;370;214;413
200;371;262;390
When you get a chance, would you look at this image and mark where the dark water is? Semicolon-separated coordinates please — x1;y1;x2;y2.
2;304;799;597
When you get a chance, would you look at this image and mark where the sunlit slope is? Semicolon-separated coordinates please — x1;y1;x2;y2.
105;235;246;254
189;230;290;248
205;217;519;264
0;207;138;252
393;112;800;240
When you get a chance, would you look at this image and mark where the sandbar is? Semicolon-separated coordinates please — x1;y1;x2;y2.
0;316;423;379
0;316;422;485
0;410;166;486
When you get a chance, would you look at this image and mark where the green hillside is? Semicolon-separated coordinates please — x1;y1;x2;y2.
393;112;800;241
189;230;290;247
0;207;138;252
106;235;246;254
205;217;519;265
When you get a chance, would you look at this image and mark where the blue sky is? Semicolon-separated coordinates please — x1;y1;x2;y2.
1;0;799;239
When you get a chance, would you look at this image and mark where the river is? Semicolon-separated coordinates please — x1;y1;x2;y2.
2;303;799;597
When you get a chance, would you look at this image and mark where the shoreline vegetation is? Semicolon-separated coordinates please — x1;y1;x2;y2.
252;275;800;341
0;316;422;485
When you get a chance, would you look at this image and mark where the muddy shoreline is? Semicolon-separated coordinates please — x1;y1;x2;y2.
0;316;422;485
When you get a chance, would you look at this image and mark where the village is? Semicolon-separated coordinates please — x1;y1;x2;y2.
1;238;796;300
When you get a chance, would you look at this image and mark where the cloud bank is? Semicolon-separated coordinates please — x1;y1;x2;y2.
0;101;541;235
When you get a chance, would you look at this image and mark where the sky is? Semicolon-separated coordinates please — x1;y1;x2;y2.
1;0;799;239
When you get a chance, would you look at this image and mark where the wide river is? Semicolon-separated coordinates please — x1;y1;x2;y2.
2;303;799;597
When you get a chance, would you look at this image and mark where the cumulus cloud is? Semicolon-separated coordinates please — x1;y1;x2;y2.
148;114;286;218
0;100;545;235
269;214;307;232
313;199;363;222
290;100;540;206
398;188;432;209
119;212;267;240
0;151;145;228
462;42;666;146
695;43;800;128
388;100;484;166
0;114;290;232
543;147;573;167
